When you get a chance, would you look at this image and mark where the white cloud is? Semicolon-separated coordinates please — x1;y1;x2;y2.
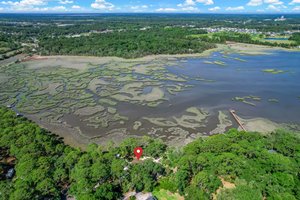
247;0;284;6
196;0;214;5
226;6;244;11
247;0;263;6
0;0;55;12
266;3;286;11
177;0;211;12
181;6;198;11
178;0;213;7
264;0;283;5
71;5;80;9
130;5;148;10
1;0;46;7
91;0;114;10
10;5;67;11
290;0;300;4
267;4;280;10
59;0;73;4
209;6;220;11
0;0;78;12
155;8;177;12
41;5;66;11
293;5;300;9
180;0;195;6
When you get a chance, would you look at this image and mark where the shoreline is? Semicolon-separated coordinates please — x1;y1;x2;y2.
25;110;283;150
5;42;299;149
28;42;299;63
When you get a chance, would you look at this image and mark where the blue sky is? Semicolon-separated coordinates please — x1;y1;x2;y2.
0;0;300;13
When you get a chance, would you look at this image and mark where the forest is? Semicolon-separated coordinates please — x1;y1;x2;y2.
1;14;300;59
0;106;299;200
290;33;300;44
38;28;215;58
191;32;298;48
0;33;21;60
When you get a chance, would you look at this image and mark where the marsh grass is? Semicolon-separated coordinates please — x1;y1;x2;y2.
204;61;214;64
193;76;216;82
268;99;279;103
232;95;261;106
262;69;287;74
214;61;227;66
0;57;203;135
233;57;247;62
98;98;118;106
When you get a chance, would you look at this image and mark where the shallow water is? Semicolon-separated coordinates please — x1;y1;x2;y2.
166;51;300;123
63;50;300;139
113;51;300;123
265;38;289;41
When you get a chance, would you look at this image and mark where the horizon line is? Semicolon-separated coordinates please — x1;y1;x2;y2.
0;12;300;15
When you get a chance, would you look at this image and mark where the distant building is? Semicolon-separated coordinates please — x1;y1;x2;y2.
123;192;156;200
135;192;156;200
6;168;15;179
123;166;129;171
275;16;286;22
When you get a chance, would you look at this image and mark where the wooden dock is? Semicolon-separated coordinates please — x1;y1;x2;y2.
229;110;246;131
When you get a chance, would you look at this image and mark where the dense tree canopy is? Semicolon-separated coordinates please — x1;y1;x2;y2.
290;33;300;44
194;32;298;48
1;14;300;59
0;107;299;199
38;28;215;58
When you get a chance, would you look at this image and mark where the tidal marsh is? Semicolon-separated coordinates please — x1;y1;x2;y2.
1;49;299;147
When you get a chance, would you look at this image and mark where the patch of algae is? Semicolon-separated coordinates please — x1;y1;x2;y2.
210;111;233;134
74;105;105;116
98;98;118;106
0;56;207;143
233;57;247;62
111;83;165;104
83;112;128;128
232;95;261;106
214;61;227;66
142;117;177;127
204;61;214;64
133;121;142;130
262;69;287;74
88;78;109;93
268;98;279;103
167;85;184;95
143;107;209;129
174;107;209;129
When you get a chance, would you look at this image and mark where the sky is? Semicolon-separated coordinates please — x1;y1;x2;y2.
0;0;300;13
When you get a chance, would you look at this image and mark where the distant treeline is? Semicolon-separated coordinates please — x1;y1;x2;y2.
1;107;299;200
195;32;299;48
1;15;300;59
38;28;215;58
1;14;300;34
290;33;300;44
0;33;22;60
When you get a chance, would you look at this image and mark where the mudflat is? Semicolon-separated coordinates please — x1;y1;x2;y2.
1;43;299;148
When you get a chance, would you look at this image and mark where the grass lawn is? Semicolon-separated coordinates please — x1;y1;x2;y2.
153;189;184;200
